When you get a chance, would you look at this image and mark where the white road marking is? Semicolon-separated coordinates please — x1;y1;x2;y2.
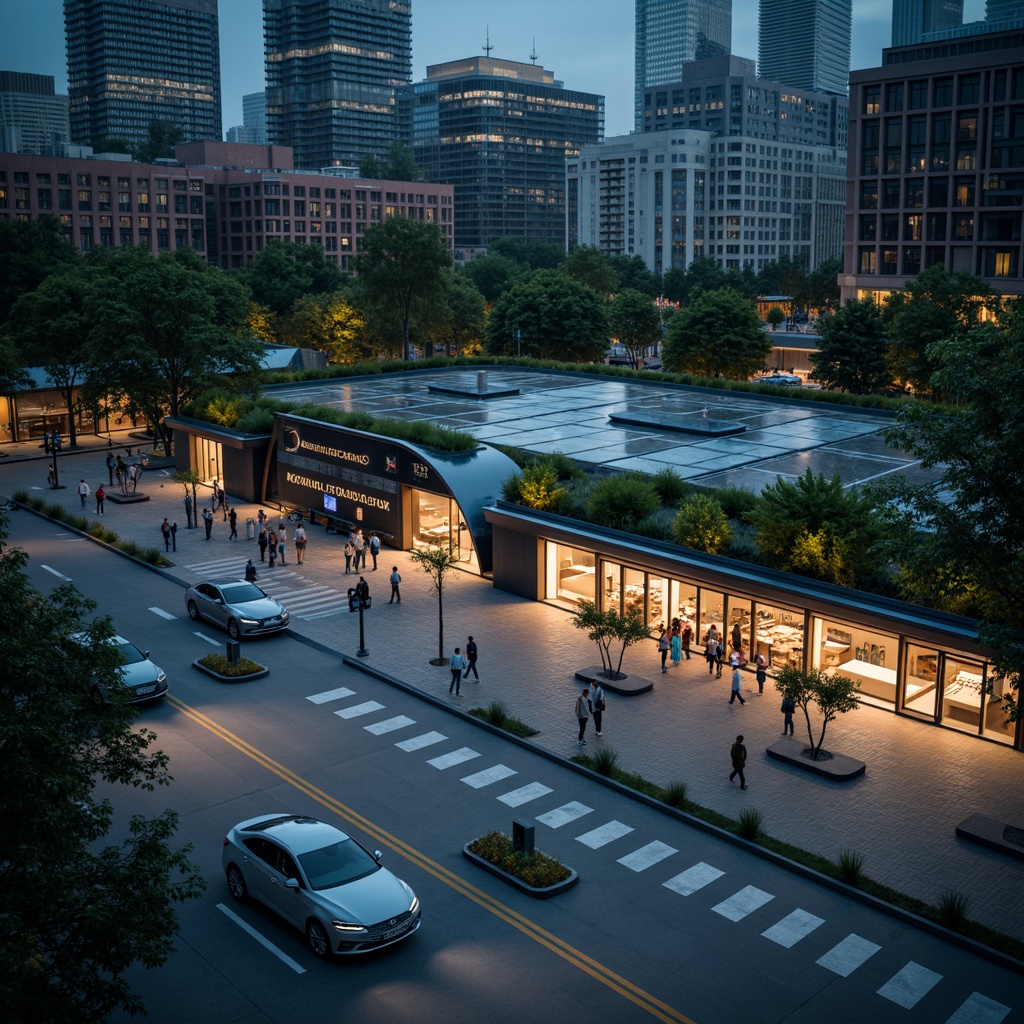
41;564;71;581
762;909;825;948
497;782;553;807
575;820;635;849
663;862;725;896
877;962;943;1009
712;886;775;922
395;731;447;752
617;840;677;872
216;904;306;974
426;747;481;770
460;764;517;788
364;716;416;735
815;934;881;977
334;701;385;719
536;802;594;828
306;687;355;704
944;993;1012;1024
194;631;223;646
149;607;176;620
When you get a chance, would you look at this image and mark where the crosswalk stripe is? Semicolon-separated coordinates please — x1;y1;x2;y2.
460;764;517;789
261;584;336;600
877;962;943;1009
712;885;774;922
575;820;634;849
334;701;385;719
617;840;677;872
306;687;355;704
762;909;825;948
149;606;176;620
816;934;881;977
364;715;416;735
944;993;1012;1024
427;747;481;770
663;861;725;896
395;731;447;752
497;782;553;807
537;802;594;829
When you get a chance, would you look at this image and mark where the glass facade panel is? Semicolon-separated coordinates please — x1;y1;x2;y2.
602;560;622;615
725;593;754;661
940;654;984;734
811;617;898;709
698;588;724;641
984;674;1016;744
411;491;476;569
753;602;804;672
902;642;940;719
546;542;595;609
623;566;646;621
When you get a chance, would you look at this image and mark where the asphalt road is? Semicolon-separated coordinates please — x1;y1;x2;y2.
8;510;1022;1024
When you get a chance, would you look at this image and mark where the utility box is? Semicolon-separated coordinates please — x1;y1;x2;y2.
512;819;535;854
226;640;241;665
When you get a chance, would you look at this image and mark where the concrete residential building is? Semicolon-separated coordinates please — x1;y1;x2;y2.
407;57;603;254
0;72;70;156
891;0;963;47
758;0;852;96
63;0;222;150
841;29;1024;305
264;0;412;171
634;0;732;130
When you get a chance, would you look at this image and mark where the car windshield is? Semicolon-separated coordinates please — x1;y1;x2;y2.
115;641;146;665
298;839;381;890
221;583;265;604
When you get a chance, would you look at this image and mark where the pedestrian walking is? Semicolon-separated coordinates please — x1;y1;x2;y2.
170;521;177;551
127;463;137;494
369;532;380;570
294;524;307;564
160;518;171;552
228;508;238;541
352;529;365;570
257;526;268;562
184;492;194;529
47;463;56;488
355;575;370;607
575;688;591;746
681;620;693;660
705;631;718;675
245;558;258;583
670;618;682;666
755;652;767;694
268;538;277;568
95;484;105;516
729;665;746;705
781;693;796;736
389;566;401;603
465;636;479;680
658;628;670;674
591;680;605;736
448;647;466;696
276;524;287;564
105;451;115;487
115;456;128;494
257;509;267;532
729;735;748;789
344;539;355;574
77;479;90;508
202;507;213;540
715;640;724;678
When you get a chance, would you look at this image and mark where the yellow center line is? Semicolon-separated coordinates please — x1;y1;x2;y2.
167;695;697;1024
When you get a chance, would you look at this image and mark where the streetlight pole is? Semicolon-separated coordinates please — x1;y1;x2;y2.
356;597;369;658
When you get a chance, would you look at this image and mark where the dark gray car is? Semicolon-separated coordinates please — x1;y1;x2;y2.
184;579;289;639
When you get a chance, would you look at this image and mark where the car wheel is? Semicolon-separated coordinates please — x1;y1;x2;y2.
227;619;241;640
306;919;330;959
225;864;248;902
186;600;200;621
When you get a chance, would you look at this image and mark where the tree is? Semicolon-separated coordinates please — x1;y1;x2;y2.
132;120;182;163
353;219;453;361
0;217;78;324
663;288;771;378
765;305;786;330
774;666;860;761
239;240;346;318
486;269;609;362
882;264;995;395
487;237;564;271
359;142;420;182
501;461;567;512
672;494;731;553
610;289;662;368
83;247;260;453
435;275;486;355
609;255;661;297
562;245;619;295
810;298;892;394
280;291;367;363
458;253;523;303
409;543;461;664
757;255;808;306
0;515;204;1022
587;473;660;532
745;468;885;587
570;599;652;679
0;335;35;396
807;256;842;312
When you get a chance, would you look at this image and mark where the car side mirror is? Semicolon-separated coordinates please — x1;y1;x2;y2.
373;850;383;862
143;650;150;658
284;878;300;890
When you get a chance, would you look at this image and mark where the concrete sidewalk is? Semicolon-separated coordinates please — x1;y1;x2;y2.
2;431;1023;943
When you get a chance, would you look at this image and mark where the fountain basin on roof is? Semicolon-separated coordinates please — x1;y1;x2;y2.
609;409;747;437
428;369;519;400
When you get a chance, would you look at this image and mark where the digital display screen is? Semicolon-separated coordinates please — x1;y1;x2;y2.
324;494;337;512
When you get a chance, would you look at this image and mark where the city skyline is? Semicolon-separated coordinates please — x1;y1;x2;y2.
0;1;989;141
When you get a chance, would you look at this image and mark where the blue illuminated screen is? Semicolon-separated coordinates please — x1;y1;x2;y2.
324;494;337;512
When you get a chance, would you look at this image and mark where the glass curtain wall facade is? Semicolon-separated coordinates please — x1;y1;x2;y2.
892;0;964;47
757;0;852;96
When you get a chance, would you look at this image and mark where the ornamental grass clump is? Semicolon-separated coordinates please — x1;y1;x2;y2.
197;653;265;677
467;832;571;888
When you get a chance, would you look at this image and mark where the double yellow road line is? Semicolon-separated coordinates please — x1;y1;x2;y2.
169;694;696;1024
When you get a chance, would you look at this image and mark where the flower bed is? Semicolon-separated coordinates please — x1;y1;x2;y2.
192;653;268;682
464;832;577;899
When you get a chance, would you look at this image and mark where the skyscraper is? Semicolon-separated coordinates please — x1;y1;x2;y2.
0;72;70;155
634;0;732;130
758;0;852;95
891;0;963;46
264;0;412;171
64;0;222;149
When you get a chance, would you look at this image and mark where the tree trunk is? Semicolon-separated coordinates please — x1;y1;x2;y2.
436;584;444;663
64;385;78;447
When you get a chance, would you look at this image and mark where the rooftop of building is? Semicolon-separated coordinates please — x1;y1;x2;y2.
425;56;557;84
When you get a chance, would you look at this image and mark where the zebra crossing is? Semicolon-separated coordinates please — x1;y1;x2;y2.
303;680;1014;1024
182;555;349;620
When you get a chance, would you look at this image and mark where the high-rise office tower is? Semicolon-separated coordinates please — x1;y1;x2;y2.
64;0;222;149
264;0;412;170
0;72;70;155
891;0;963;46
634;0;732;130
986;1;1020;20
758;0;852;95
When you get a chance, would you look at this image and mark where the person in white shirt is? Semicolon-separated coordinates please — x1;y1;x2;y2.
448;647;467;696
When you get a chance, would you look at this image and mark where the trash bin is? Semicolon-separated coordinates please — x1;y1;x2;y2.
246;517;255;539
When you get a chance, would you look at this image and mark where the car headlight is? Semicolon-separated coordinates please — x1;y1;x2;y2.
156;671;167;684
239;617;259;625
281;611;289;620
408;896;419;914
331;920;367;932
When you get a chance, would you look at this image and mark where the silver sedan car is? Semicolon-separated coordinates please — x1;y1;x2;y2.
221;814;421;957
184;580;289;639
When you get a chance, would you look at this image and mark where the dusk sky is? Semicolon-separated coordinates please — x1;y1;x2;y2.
0;1;988;139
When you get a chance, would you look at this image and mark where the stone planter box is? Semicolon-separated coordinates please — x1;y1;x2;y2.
191;658;269;683
574;666;653;696
956;813;1024;862
462;842;578;899
765;737;865;781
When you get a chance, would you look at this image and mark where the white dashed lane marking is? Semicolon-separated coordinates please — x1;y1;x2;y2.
149;607;176;620
460;764;517;788
364;715;416;735
306;687;355;704
877;962;943;1009
395;731;447;752
497;782;554;807
537;802;594;829
427;747;481;770
333;701;385;719
761;909;825;948
617;840;677;872
663;862;725;897
943;992;1011;1024
815;934;881;977
712;886;775;922
575;820;635;849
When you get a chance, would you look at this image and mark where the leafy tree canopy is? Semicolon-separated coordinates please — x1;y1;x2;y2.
609;288;662;368
810;297;892;394
562;245;619;295
807;256;842;312
239;239;346;318
0;217;78;324
280;290;367;363
672;493;731;554
132;120;182;164
487;237;564;271
435;274;486;355
458;253;524;303
586;472;660;533
609;255;661;297
358;142;420;182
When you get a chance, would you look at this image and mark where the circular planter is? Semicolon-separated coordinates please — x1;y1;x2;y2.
765;737;865;780
462;842;578;899
574;666;653;696
191;658;269;683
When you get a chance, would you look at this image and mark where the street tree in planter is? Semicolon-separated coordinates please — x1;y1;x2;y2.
774;666;861;761
410;544;460;665
570;599;651;680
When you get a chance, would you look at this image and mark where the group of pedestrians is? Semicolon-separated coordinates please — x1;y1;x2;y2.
574;680;606;745
105;451;142;495
447;637;480;696
343;529;381;574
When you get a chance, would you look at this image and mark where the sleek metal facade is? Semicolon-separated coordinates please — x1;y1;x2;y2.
757;0;852;96
891;0;964;47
